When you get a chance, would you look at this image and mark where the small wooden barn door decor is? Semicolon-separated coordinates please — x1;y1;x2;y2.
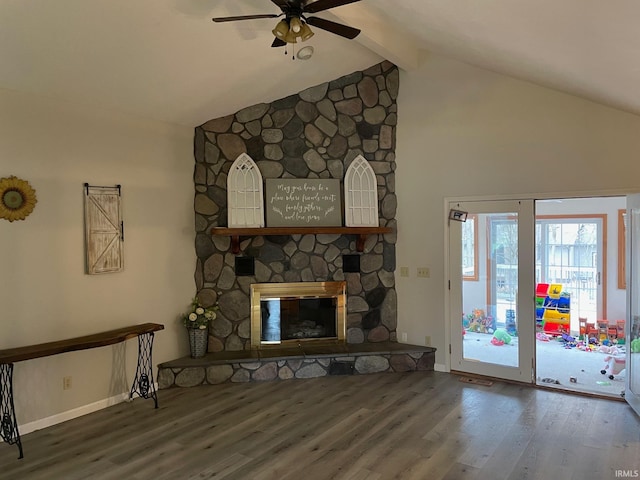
84;184;124;274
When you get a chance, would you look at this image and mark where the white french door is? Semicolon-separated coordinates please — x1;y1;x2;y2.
449;199;535;383
625;193;640;415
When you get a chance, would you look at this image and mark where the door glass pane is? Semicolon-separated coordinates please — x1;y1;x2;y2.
462;212;519;367
630;209;640;400
535;220;600;332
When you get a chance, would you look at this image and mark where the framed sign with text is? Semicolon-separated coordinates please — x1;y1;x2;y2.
265;179;342;227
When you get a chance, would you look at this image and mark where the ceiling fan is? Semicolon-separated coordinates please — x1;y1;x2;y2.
212;0;362;49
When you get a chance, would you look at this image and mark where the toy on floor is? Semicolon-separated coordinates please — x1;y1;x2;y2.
560;333;577;348
466;309;495;334
597;344;621;355
560;333;575;342
600;355;626;380
505;309;517;336
576;340;595;352
536;332;550;342
491;328;511;346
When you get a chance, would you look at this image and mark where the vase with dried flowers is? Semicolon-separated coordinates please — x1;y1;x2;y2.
182;297;218;358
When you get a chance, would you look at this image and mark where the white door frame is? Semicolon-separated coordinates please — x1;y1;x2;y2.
447;198;535;383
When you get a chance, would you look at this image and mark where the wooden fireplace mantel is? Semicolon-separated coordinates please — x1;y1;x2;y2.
211;226;393;254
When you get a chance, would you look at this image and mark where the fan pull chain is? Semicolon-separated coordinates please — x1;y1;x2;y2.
284;43;296;60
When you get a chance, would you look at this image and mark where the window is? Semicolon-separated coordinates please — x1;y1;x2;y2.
535;215;605;323
462;214;478;281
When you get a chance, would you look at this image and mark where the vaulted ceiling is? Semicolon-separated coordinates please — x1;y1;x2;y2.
2;0;638;127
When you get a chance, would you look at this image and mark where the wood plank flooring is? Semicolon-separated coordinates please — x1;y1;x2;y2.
1;372;639;479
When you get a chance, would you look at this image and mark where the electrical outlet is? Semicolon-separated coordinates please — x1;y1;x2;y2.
63;376;72;390
401;332;408;342
425;336;431;346
417;267;430;278
400;266;409;277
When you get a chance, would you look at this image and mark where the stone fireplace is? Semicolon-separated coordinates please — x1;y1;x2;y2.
250;281;346;349
193;61;399;353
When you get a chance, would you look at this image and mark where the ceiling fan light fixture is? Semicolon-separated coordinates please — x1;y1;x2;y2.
299;22;314;42
289;16;303;33
214;0;362;50
272;19;289;39
284;29;298;44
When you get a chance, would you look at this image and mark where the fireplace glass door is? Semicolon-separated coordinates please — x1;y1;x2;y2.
261;297;338;344
251;282;347;348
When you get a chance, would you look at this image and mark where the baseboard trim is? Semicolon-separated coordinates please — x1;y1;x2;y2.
434;363;447;372
10;384;158;438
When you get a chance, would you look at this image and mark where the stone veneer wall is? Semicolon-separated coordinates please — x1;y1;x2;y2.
193;61;399;352
159;349;436;388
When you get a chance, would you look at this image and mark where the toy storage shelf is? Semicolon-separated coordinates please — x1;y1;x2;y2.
211;226;393;254
536;283;571;335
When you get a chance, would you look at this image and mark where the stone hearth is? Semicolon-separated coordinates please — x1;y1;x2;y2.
157;342;435;388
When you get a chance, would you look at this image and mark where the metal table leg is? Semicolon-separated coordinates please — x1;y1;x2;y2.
129;332;158;408
1;363;23;459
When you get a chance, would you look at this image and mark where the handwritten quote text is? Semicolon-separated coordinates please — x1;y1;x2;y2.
265;179;341;227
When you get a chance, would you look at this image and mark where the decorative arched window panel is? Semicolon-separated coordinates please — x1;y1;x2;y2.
227;153;264;227
344;155;379;227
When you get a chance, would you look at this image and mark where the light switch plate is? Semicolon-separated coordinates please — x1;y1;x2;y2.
417;267;430;278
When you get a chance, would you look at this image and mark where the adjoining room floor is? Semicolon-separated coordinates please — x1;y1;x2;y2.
536;336;626;397
463;331;626;397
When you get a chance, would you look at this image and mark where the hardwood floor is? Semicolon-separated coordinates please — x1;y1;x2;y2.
1;372;639;479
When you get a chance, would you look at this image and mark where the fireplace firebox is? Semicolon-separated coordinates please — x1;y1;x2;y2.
250;282;346;349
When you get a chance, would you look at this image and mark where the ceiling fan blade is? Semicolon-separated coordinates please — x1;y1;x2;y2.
271;37;287;47
306;16;361;39
212;14;280;23
303;0;361;14
270;0;291;7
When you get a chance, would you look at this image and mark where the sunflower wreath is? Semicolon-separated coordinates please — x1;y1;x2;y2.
0;176;37;222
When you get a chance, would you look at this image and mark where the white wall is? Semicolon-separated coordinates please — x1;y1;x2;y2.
0;88;195;426
395;54;640;369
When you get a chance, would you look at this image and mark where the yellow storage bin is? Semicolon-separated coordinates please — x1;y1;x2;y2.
542;309;569;324
547;284;563;298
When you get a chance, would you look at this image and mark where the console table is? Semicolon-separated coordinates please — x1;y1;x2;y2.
0;322;164;459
